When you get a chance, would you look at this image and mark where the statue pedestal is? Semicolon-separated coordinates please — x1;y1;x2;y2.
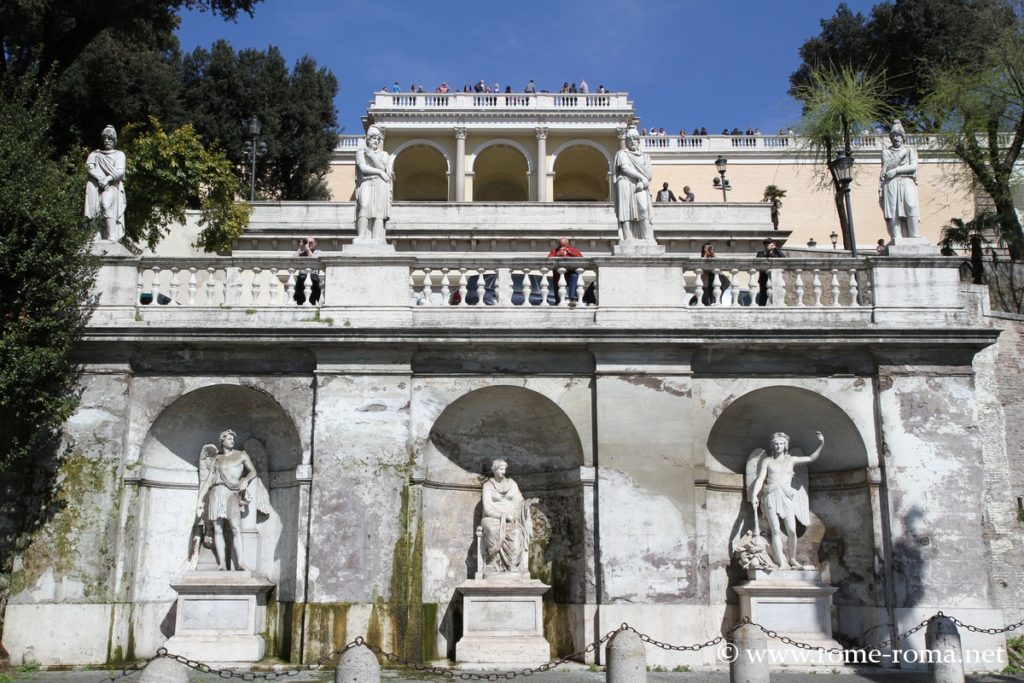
886;237;938;257
734;569;841;666
455;576;551;667
343;239;395;255
164;571;274;665
612;241;665;256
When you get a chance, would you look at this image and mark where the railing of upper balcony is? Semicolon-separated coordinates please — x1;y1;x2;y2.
336;131;1015;153
132;256;875;310
369;91;631;111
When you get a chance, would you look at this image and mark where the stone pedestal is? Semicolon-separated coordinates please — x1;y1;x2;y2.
886;237;938;257
164;571;274;665
733;569;841;666
342;239;396;254
455;577;551;667
612;241;665;256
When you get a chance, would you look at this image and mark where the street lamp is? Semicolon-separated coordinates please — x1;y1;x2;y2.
829;154;857;256
712;155;731;202
829;230;839;249
243;116;268;201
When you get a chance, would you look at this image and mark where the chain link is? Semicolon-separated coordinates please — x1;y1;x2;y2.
94;610;1024;682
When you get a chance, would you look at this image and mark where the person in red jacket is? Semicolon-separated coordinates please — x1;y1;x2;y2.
548;237;583;303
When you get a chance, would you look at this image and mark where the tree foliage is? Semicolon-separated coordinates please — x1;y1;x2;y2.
0;77;97;472
180;41;340;200
123;119;251;252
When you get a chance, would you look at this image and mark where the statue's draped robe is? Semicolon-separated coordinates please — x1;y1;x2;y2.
613;148;653;223
355;148;392;220
84;149;126;240
880;146;919;219
481;477;530;572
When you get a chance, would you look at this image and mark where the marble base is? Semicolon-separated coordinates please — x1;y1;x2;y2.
734;569;842;666
455;577;551;667
886;237;938;256
343;239;396;255
91;239;133;257
613;241;665;256
164;570;274;665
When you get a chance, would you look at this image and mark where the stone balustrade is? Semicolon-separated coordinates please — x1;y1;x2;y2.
368;91;631;112
136;257;325;307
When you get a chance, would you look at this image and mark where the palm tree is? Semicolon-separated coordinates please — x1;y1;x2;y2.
793;64;895;250
761;185;787;230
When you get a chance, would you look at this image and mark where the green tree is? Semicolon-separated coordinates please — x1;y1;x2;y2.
180;41;340;200
123;119;251;252
761;184;788;230
793;64;895;248
0;77;97;472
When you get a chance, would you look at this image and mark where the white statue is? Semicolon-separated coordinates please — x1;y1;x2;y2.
613;127;655;243
354;125;394;243
745;431;825;570
879;119;920;242
192;429;271;571
85;125;126;242
478;459;538;575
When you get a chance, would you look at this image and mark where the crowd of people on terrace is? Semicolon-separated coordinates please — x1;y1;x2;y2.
380;79;611;95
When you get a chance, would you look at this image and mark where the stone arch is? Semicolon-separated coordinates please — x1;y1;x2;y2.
421;386;588;657
392;140;451;201
706;386;869;474
133;384;302;658
551;142;611;202
469;140;531;201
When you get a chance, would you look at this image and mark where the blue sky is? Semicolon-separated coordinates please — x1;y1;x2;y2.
175;0;880;135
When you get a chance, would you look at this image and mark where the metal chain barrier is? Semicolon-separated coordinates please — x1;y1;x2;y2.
95;610;1024;682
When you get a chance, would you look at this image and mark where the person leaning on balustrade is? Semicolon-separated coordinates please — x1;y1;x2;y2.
754;238;786;306
294;236;322;305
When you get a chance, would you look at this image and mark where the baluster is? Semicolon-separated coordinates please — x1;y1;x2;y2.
849;269;860;307
187;268;198;305
227;267;242;305
830;269;840;307
729;268;740;307
440;268;450;305
136;268;145;306
496;267;512;307
285;268;296;305
712;268;722;305
863;271;872;306
694;268;704;306
317;268;325;306
747;268;759;307
458;267;468;306
303;267;313;305
269;268;280;305
422;267;433;306
521;269;532;306
812;269;823;306
768;268;781;307
151;266;163;305
169;268;180;305
794;268;805;307
205;267;217;305
575;267;586;303
557;267;568;307
475;269;486;305
251;267;262;305
539;267;550;306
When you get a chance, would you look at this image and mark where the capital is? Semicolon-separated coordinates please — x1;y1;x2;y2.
616;127;627;141
454;127;468;140
535;127;548;141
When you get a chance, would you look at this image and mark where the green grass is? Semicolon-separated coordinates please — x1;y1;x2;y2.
1004;635;1023;675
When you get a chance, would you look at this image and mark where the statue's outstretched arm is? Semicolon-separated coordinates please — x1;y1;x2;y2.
793;431;825;465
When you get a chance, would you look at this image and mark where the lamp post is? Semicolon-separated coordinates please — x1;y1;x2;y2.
712;155;731;202
243;116;268;201
829;154;857;256
830;230;839;250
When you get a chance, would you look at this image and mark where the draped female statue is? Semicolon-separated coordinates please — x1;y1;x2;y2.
479;459;537;575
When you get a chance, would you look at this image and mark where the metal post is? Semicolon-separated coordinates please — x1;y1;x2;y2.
720;171;728;203
843;181;858;257
249;139;257;201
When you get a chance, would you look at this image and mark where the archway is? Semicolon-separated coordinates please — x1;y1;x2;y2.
393;143;449;201
472;144;530;201
552;144;610;201
422;385;587;658
134;384;303;659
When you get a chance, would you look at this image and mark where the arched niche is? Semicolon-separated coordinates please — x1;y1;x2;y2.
422;386;588;657
133;385;302;658
706;386;869;474
472;144;530;201
393;142;449;201
552;143;610;201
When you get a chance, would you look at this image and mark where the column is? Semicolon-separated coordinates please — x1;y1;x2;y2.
616;126;627;151
454;127;466;202
535;127;547;202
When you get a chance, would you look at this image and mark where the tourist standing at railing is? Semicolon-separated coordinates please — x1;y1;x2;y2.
876;238;887;255
391;81;400;92
598;84;607;93
294;237;322;305
656;182;677;202
525;79;536;93
547;237;584;304
697;242;730;305
755;238;786;306
560;82;570;93
475;80;485;93
682;186;695;202
436;82;449;93
580;80;589;93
